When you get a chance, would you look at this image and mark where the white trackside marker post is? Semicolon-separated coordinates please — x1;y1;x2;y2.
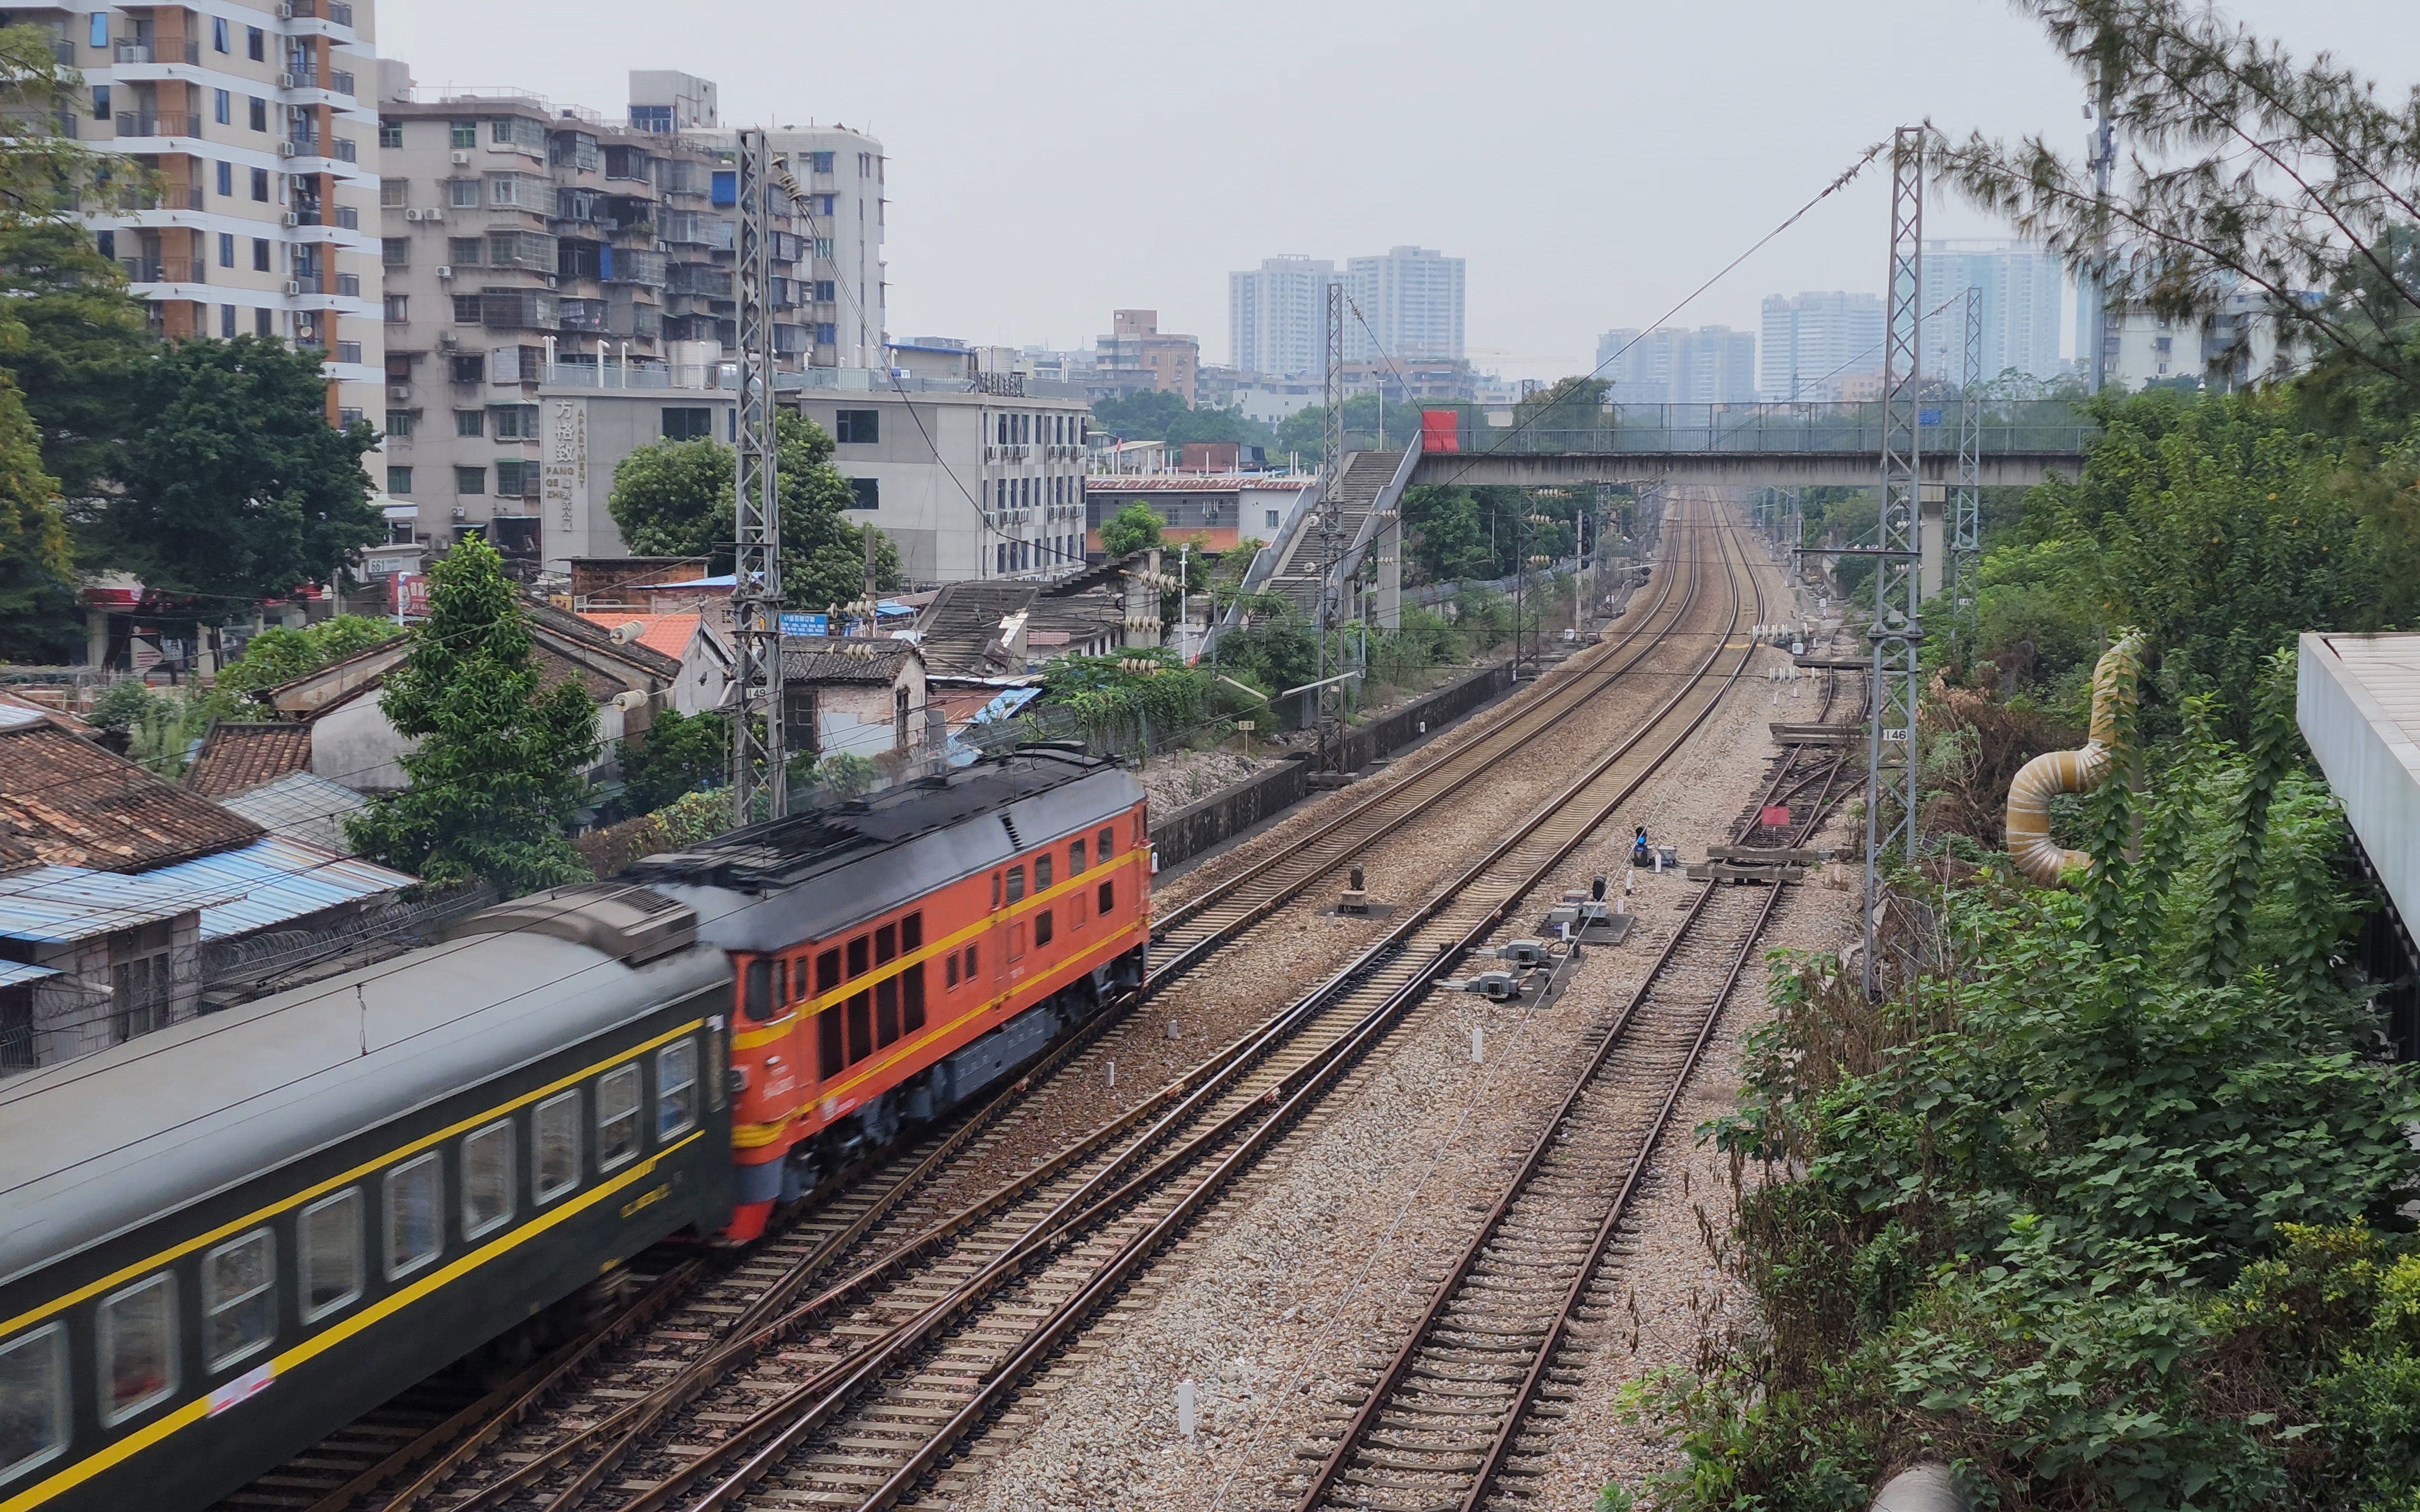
1106;1061;1115;1089
1471;1024;1484;1063
1178;1379;1197;1441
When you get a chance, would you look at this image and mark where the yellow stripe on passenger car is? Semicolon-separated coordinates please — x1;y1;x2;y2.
0;1018;707;1342
1;1131;704;1512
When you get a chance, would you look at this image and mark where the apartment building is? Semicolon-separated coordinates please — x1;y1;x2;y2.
375;70;830;560
1230;255;1338;379
1921;239;2067;384
46;0;384;426
1758;291;1885;401
1597;325;1757;405
662;85;888;374
1345;246;1464;364
1094;309;1198;404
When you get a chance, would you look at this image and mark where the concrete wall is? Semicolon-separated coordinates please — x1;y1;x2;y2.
1147;659;1518;871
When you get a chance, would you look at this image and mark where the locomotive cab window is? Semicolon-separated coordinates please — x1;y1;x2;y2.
300;1190;362;1322
742;957;775;1021
385;1152;443;1280
204;1228;276;1371
945;954;959;989
598;1064;642;1169
98;1273;177;1426
1097;826;1114;860
1098;879;1115;915
534;1090;581;1204
658;1040;699;1138
1035;910;1054;948
0;1322;67;1481
1035;854;1052;890
818;1007;843;1078
1006;866;1025;903
1070;838;1086;874
463;1119;515;1240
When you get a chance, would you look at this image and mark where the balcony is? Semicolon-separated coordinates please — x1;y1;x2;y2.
122;259;209;284
331;70;355;97
117;112;202;140
116;40;201;64
284;0;356;26
49;38;72;65
335;272;361;298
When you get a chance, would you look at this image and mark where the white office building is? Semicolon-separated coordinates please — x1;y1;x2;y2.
1345;246;1464;364
1229;255;1338;379
1920;239;2067;384
1759;291;1885;401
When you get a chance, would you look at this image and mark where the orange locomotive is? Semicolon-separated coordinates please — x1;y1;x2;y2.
632;748;1150;1241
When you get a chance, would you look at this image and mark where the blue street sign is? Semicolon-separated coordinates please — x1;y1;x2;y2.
780;612;829;637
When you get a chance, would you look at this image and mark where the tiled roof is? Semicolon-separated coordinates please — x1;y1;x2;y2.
0;690;93;735
576;610;711;663
185;722;315;798
0;719;262;875
782;636;922;685
914;582;1040;676
526;597;682;680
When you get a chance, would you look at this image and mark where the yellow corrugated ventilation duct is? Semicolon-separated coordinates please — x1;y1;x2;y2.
2003;632;2145;886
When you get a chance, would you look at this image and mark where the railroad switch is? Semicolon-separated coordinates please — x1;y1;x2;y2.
1496;938;1553;968
1442;969;1524;1002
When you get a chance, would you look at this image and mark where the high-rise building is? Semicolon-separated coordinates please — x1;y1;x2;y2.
1596;325;1757;405
662;92;888;373
1919;239;2066;383
1759;292;1886;401
1345;246;1463;364
1229;255;1338;379
65;0;385;431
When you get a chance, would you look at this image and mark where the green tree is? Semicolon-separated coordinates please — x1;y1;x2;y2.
97;336;382;629
1098;500;1163;559
1088;389;1279;452
603;413;902;609
0;219;147;507
0;369;73;659
216;614;399;694
347;535;596;894
616;707;728;812
1274;391;1425;460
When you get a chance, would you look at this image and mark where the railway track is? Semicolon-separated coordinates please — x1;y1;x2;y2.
231;509;1747;1512
1292;629;1863;1512
371;507;1771;1512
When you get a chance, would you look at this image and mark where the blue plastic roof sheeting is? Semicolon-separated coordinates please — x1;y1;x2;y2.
0;865;240;942
138;835;417;942
0;962;61;988
966;687;1042;725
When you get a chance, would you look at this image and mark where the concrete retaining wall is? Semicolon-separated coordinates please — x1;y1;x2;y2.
1148;659;1517;872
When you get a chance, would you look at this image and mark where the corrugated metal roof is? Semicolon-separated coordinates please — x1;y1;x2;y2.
0;866;234;942
138;835;417;941
0;962;61;988
216;772;367;854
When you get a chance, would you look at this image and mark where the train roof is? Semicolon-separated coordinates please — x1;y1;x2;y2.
633;747;1145;955
0;886;731;1290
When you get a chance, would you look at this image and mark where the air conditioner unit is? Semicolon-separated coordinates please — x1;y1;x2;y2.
387;384;411;400
450;150;470;166
436;265;452;280
451;506;467;520
281;211;299;226
403;208;423;221
276;72;296;89
283;280;302;296
437;330;457;346
423;206;443;221
275;1;293;16
278;141;298;157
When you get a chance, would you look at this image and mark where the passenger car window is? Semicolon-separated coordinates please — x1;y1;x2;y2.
0;1323;68;1480
1035;910;1055;948
534;1091;581;1203
1098;880;1115;915
384;1152;443;1279
462;1120;514;1239
204;1229;276;1371
98;1274;177;1424
847;936;869;977
598;1064;642;1169
815;949;840;994
658;1040;698;1138
875;923;896;964
300;1190;362;1322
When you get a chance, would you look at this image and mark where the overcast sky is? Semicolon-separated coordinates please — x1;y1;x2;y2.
381;0;2420;381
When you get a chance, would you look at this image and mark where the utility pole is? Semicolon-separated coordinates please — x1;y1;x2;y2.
729;127;784;820
1315;281;1345;759
2085;53;2118;394
1951;286;1983;658
1863;124;1926;1001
